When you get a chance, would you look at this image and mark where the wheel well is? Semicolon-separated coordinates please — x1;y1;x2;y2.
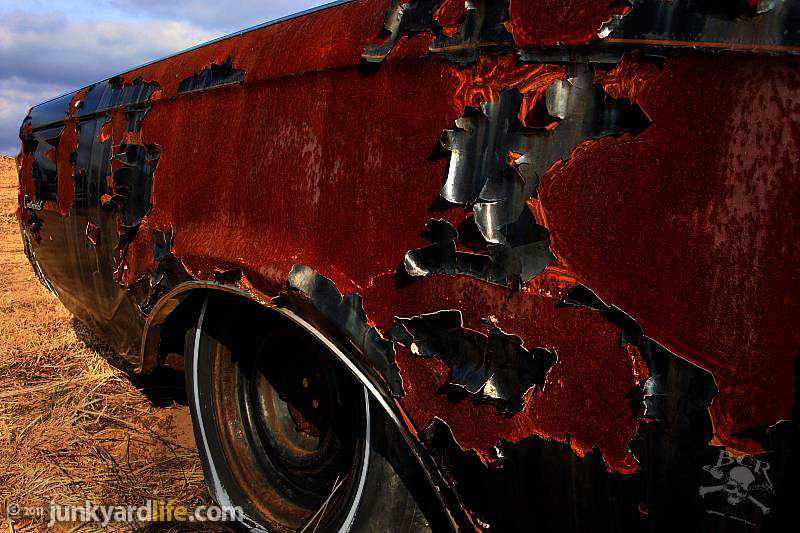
142;284;460;531
153;292;203;370
138;282;257;372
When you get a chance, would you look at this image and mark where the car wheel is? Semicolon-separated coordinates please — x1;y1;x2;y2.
184;293;444;532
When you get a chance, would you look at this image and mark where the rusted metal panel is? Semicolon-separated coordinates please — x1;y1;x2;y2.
16;0;800;529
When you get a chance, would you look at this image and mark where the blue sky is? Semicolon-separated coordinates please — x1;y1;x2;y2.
0;0;333;155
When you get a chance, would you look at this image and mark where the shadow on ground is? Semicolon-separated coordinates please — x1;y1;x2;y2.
71;316;188;407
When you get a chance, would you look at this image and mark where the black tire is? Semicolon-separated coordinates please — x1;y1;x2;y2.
184;294;445;533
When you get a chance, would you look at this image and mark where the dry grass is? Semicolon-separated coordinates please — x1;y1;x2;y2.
0;156;235;532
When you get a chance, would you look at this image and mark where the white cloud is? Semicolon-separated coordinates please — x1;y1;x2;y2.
0;10;216;154
0;1;333;154
108;0;333;31
0;11;217;87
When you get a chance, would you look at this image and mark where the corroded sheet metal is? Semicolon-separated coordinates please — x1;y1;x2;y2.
391;309;556;412
16;0;800;529
135;227;193;314
405;61;649;289
362;0;513;65
605;0;800;53
539;49;800;456
279;264;405;398
178;57;246;94
404;217;532;287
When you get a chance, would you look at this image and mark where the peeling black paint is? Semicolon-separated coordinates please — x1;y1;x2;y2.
77;78;162;280
558;285;721;524
601;0;800;54
25;125;64;203
363;0;444;63
19;92;70;205
419;417;644;532
430;0;514;66
361;0;800;69
178;57;246;94
362;0;512;65
111;142;160;228
411;286;735;531
277;264;405;398
441;64;648;216
404;218;516;286
390;309;556;413
76;77;160;119
135;227;193;315
405;63;649;289
558;285;718;423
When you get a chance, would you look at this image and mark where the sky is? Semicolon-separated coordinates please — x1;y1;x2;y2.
0;0;334;155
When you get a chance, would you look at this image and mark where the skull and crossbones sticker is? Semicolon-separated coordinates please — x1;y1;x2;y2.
699;450;774;526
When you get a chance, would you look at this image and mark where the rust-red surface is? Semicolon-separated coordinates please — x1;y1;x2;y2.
434;0;466;38
54;118;77;216
22;0;799;472
18;88;86;220
540;51;800;454
506;0;628;47
86;221;99;246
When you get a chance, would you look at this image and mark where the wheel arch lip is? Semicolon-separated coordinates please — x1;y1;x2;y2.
140;280;462;532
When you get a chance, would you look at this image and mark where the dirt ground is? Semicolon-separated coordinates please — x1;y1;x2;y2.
0;156;234;532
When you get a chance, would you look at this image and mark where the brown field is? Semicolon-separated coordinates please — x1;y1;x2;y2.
0;156;234;532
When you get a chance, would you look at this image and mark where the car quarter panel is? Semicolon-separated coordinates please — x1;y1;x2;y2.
16;0;800;529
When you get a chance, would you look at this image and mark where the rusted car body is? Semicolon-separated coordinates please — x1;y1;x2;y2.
16;0;800;531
